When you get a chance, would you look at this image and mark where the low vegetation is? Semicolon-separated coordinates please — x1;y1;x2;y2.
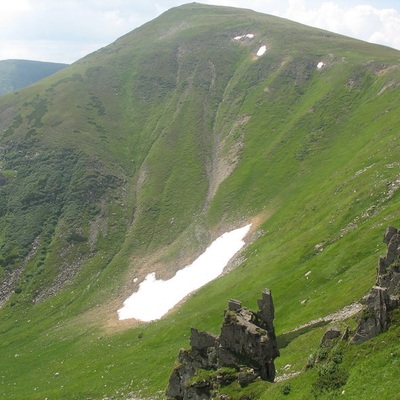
0;3;400;399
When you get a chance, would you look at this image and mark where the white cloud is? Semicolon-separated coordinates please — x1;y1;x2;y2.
347;6;400;49
0;0;156;62
0;0;32;22
282;1;400;49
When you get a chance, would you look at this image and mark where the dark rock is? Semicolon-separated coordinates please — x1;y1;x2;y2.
385;234;400;264
352;286;390;344
166;289;279;399
190;328;217;351
341;326;350;341
352;226;400;344
238;369;258;387
320;327;341;346
166;349;196;399
228;299;242;311
384;226;398;244
218;304;278;382
185;385;212;400
257;289;275;334
377;256;387;276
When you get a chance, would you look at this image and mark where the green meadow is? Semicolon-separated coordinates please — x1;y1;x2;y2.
1;3;400;399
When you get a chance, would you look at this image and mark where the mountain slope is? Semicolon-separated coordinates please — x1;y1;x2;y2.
0;3;400;399
0;59;68;95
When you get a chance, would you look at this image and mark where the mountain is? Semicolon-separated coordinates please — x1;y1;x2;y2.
1;3;400;399
0;59;68;95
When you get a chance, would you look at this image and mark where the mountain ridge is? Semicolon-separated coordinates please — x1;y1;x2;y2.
0;59;68;96
0;3;400;399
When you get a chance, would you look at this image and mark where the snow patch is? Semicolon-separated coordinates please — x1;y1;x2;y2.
118;224;252;322
257;45;267;57
234;33;255;40
317;61;325;69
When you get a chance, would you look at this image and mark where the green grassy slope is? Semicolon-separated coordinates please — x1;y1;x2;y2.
0;60;68;95
1;3;400;399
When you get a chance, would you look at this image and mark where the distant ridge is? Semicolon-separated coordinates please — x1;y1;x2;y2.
0;59;68;95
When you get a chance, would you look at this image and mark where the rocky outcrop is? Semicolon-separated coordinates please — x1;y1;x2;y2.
166;290;279;399
352;226;400;344
320;326;341;346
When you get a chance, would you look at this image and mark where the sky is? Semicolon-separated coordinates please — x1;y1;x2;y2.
1;0;400;64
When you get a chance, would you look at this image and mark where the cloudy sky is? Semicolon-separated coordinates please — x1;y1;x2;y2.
1;0;400;64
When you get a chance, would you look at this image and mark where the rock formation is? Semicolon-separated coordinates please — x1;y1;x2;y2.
320;326;341;347
166;289;279;400
352;226;400;344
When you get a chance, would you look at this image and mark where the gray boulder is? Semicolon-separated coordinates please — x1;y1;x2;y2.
320;326;341;346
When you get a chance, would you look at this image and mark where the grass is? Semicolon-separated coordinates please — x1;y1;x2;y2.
1;3;400;399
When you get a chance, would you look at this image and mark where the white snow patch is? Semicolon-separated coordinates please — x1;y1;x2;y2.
234;34;254;40
257;45;267;57
118;224;252;322
317;61;325;69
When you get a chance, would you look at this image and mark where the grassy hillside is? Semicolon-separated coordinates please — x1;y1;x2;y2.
0;59;68;95
0;3;400;399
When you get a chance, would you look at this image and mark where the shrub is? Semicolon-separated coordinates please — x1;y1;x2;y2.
281;382;292;395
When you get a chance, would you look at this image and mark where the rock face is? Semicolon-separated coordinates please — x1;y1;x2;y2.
352;226;400;344
166;290;279;399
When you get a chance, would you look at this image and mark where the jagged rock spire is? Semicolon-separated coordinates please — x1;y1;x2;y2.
352;226;400;344
166;290;279;399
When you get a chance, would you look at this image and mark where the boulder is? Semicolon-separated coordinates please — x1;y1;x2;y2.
320;326;341;346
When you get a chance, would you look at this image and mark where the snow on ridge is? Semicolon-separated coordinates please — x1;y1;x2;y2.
117;224;252;322
234;33;255;40
233;34;268;58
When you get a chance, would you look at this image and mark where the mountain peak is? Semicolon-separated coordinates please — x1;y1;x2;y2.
1;4;400;398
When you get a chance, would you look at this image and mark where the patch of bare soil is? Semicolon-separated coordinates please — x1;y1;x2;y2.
206;114;250;206
79;210;275;334
285;302;363;335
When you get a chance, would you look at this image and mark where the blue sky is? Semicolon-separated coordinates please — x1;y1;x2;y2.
1;1;400;63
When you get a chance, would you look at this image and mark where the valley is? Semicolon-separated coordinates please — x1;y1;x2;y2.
0;3;400;399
